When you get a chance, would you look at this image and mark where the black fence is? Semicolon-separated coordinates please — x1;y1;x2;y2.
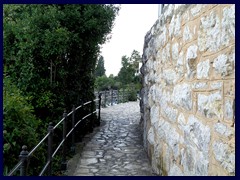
7;94;102;176
6;90;140;176
94;89;139;107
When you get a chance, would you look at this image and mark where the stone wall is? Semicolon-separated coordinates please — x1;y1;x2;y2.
140;4;235;176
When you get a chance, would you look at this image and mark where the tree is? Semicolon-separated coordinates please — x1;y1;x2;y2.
129;50;142;75
4;4;119;117
4;4;120;174
3;74;41;174
95;55;106;77
118;55;135;86
116;50;142;101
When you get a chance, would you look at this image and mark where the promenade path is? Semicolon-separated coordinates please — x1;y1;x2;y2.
67;101;155;176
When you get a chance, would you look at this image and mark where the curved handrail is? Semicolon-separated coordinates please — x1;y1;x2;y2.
7;161;23;176
7;97;101;176
28;133;50;157
7;89;137;176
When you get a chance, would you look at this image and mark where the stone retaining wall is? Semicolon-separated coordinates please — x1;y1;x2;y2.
140;4;235;176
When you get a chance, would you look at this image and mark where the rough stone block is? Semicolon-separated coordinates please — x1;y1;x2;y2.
162;43;171;63
163;69;178;85
150;105;160;128
224;80;235;97
155;26;167;48
174;14;181;37
213;54;233;77
184;115;210;154
224;98;234;120
210;81;223;90
176;51;184;77
197;59;210;79
181;145;209;176
177;113;186;132
197;91;223;119
169;14;181;38
214;122;233;137
186;45;198;79
192;82;208;90
221;5;235;46
147;127;155;145
191;4;204;17
172;83;192;110
213;140;235;174
168;164;184;176
157;120;180;159
162;105;178;123
183;26;192;42
172;43;179;61
198;11;221;52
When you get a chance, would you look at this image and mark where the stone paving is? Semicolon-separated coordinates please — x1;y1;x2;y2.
67;101;155;176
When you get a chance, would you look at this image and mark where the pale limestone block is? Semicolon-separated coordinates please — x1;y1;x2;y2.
197;91;223;119
197;59;210;79
192;82;208;90
198;11;221;52
183;26;192;42
221;5;235;46
168;164;184;176
224;98;234;120
214;123;233;137
185;115;211;154
186;45;198;79
213;140;235;174
172;43;179;61
213;54;233;77
147;127;155;145
172;83;192;110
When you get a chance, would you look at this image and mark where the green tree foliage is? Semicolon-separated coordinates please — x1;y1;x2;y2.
116;50;142;100
3;75;40;174
94;74;120;91
4;3;119;118
4;4;119;174
129;50;141;71
118;50;141;86
118;55;135;85
95;56;106;77
94;50;142;101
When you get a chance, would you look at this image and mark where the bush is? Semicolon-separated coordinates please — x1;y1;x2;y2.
127;90;137;101
3;76;40;175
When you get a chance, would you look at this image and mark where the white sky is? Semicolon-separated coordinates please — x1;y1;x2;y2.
100;4;159;76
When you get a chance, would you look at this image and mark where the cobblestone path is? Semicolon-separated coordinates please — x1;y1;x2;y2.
67;101;154;176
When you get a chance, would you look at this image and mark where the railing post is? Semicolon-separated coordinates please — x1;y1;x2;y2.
90;100;94;133
123;88;125;103
97;93;101;126
71;105;75;154
117;89;119;104
47;122;54;176
104;90;107;107
61;110;67;170
19;145;29;176
79;100;84;142
111;89;113;106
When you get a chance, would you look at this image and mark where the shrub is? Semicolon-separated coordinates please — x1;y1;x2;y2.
3;76;40;175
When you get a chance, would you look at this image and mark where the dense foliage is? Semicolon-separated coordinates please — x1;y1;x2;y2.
3;75;40;175
94;50;142;101
3;4;119;175
95;56;106;77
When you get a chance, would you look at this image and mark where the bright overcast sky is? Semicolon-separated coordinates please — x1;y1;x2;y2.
100;4;159;76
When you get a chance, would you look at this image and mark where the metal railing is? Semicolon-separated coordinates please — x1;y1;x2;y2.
7;94;102;176
95;89;138;107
